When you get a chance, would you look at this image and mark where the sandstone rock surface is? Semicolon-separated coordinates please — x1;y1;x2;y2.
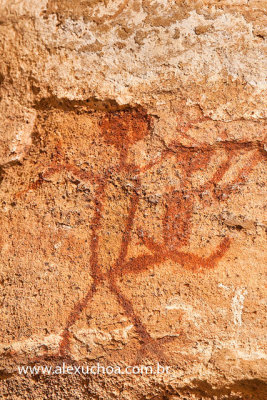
0;1;266;399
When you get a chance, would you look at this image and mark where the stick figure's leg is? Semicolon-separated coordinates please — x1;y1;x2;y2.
58;182;106;356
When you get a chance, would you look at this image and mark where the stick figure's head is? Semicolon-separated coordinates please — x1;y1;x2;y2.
99;108;151;153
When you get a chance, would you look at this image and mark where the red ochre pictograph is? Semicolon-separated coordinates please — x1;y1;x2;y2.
15;107;265;363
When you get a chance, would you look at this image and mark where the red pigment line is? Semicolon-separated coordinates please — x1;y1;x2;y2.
135;337;171;365
131;229;231;274
163;190;194;248
64;163;99;184
119;147;129;168
16;158;101;199
59;182;106;356
170;237;231;271
140;232;164;254
120;253;167;274
204;237;231;269
42;163;64;179
179;130;201;146
139;149;172;173
89;182;106;279
116;191;140;268
230;151;263;186
15;163;63;198
214;150;263;198
173;150;209;185
111;283;170;364
199;150;236;196
126;235;231;274
176;116;209;146
108;276;152;343
59;282;97;356
210;151;235;185
188;151;212;177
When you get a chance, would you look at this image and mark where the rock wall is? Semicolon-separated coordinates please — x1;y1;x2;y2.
0;1;266;399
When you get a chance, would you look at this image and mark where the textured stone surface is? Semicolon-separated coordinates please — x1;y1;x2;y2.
0;1;266;399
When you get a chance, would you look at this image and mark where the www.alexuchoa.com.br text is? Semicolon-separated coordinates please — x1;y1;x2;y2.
18;362;171;376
